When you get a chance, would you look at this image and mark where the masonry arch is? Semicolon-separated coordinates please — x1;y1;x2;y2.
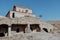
0;24;9;27
43;28;48;32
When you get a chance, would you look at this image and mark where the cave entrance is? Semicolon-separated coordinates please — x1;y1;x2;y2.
43;28;48;32
30;24;41;32
0;24;8;37
0;33;5;37
11;24;27;33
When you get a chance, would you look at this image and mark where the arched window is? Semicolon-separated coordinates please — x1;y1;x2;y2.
12;13;15;18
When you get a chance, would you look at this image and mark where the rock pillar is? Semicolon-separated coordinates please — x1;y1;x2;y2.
25;24;31;33
8;27;11;37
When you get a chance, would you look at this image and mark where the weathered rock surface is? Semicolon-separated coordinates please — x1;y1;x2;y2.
0;31;60;40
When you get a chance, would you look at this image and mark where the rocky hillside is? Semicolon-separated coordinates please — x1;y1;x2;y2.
0;31;60;40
